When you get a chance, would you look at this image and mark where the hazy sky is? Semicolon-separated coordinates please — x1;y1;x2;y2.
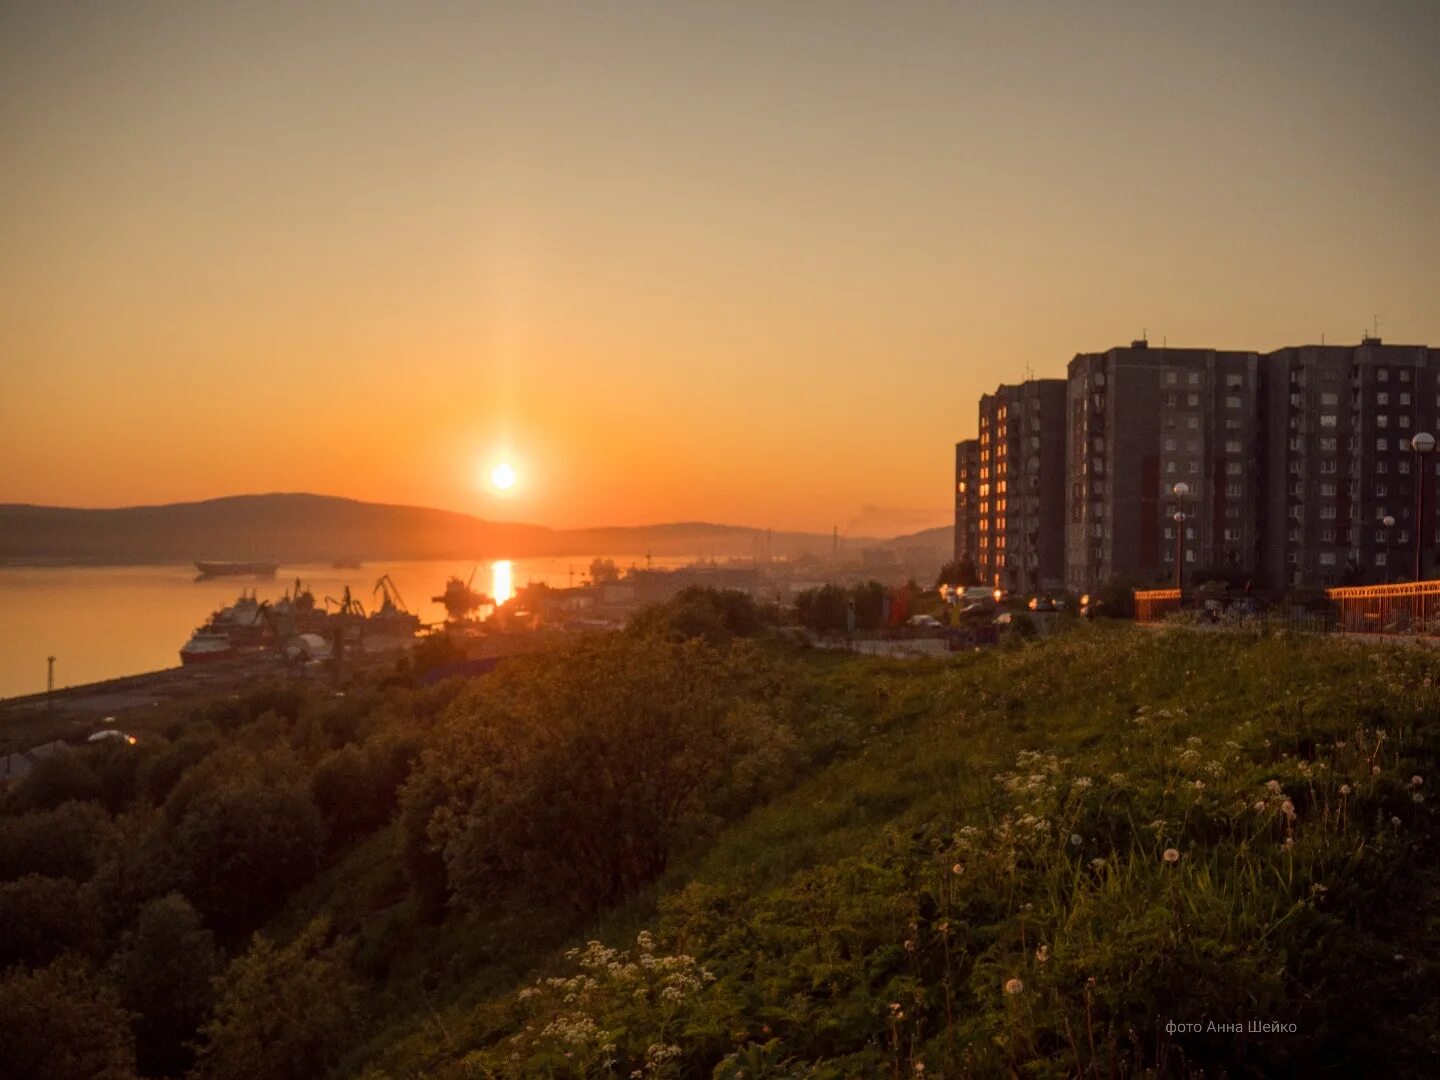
3;1;1438;533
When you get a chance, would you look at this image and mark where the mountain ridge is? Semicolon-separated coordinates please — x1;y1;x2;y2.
0;492;934;565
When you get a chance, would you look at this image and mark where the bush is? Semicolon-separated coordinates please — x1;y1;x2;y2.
193;918;358;1080
0;956;137;1080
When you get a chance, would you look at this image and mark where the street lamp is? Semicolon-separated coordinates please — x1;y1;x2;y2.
1172;482;1191;590
1383;514;1396;584
1413;433;1436;581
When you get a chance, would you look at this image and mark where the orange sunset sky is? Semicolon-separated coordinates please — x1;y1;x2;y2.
3;1;1439;534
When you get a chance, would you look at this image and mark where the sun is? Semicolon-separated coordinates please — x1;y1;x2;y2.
489;461;517;492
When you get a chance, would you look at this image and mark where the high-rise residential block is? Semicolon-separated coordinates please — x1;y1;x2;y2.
975;380;1067;593
1065;343;1261;595
953;438;980;570
1261;339;1440;588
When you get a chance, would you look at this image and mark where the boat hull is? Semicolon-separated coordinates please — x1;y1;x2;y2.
194;560;278;578
179;646;235;665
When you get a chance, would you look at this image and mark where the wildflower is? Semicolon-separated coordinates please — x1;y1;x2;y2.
904;939;916;953
1283;837;1295;851
1004;977;1024;996
1414;793;1425;804
1373;765;1381;776
951;862;964;875
1340;784;1351;796
1090;857;1106;870
889;1002;902;1014
1069;833;1083;847
1163;848;1181;863
1254;800;1268;812
1035;944;1050;964
1412;775;1425;787
1335;740;1346;749
1073;776;1093;791
1281;800;1296;819
1391;816;1403;826
1193;780;1205;791
1266;780;1283;794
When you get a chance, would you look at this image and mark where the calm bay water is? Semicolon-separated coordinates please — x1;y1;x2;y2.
0;557;680;699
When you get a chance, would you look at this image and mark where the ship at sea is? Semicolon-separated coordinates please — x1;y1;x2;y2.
194;559;278;579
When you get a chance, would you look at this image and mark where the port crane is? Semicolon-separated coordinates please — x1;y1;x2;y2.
323;586;367;619
372;574;410;616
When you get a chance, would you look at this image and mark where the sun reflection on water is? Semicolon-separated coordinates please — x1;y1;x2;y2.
492;560;514;606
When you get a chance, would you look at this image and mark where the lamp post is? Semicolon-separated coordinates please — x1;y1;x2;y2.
1172;482;1190;590
1412;433;1435;581
1383;514;1396;584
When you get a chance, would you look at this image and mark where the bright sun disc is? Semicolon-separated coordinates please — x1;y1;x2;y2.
490;462;517;491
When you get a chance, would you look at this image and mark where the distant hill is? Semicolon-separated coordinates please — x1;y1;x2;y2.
0;493;880;566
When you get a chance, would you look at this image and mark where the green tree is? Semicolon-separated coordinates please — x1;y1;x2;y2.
4;749;100;812
310;744;389;848
0;956;137;1080
936;557;979;587
590;557;620;584
193;918;358;1080
0;873;103;969
794;584;850;635
627;586;769;646
110;893;220;1077
850;580;888;630
0;800;116;882
172;785;324;940
404;636;779;913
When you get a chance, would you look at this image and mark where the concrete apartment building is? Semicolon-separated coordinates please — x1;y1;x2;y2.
1260;339;1440;588
1064;343;1262;596
953;438;979;570
974;379;1067;592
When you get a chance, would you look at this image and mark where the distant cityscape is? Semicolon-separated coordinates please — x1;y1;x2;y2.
954;336;1440;595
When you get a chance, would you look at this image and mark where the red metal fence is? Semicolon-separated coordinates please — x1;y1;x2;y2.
1326;580;1440;635
1134;588;1182;624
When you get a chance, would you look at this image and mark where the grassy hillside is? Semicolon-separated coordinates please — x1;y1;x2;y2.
364;628;1439;1078
2;614;1438;1078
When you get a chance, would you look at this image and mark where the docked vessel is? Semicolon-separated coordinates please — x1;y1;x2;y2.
194;560;278;579
179;626;236;665
433;568;491;621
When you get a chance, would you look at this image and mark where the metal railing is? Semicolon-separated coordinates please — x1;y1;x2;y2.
1134;588;1182;624
1327;580;1440;635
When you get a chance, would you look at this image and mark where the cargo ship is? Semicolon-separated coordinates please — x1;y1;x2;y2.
194;560;278;578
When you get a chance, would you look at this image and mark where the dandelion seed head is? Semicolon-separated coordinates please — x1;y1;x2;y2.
1163;848;1181;863
1004;977;1024;996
